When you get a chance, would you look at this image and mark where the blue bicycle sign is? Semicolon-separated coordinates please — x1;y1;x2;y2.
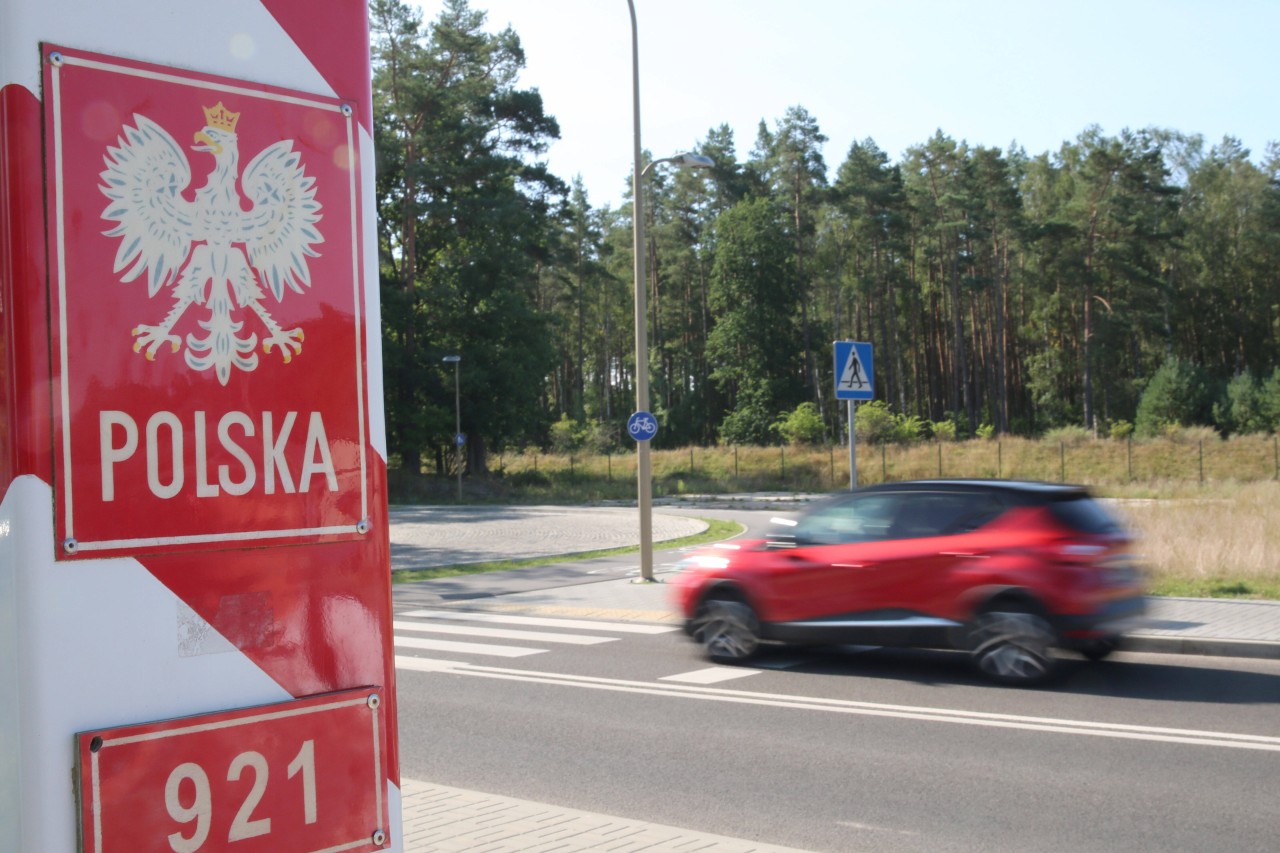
627;411;658;442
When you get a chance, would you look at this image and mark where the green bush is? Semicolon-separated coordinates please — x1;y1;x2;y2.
1136;357;1212;438
775;402;827;445
1263;368;1280;431
1043;425;1092;446
1219;372;1277;435
582;419;621;454
549;414;584;453
930;420;958;442
853;401;930;444
854;400;897;444
893;414;928;443
719;386;779;446
1109;419;1135;440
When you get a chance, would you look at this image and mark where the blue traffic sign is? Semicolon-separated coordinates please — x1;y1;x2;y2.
627;411;658;442
834;341;874;401
455;432;466;447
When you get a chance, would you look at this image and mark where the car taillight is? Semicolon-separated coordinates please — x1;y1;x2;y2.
1051;541;1142;589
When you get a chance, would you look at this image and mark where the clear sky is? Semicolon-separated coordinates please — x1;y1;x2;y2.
409;0;1279;209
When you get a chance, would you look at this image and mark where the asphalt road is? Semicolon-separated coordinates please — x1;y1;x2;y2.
395;608;1280;852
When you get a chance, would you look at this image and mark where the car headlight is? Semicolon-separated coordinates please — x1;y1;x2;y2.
673;554;731;573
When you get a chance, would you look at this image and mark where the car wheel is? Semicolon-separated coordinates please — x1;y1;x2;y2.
967;606;1057;685
693;596;761;664
1078;635;1121;662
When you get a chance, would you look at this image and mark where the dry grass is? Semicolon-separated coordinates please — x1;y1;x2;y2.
1112;482;1280;598
441;434;1280;598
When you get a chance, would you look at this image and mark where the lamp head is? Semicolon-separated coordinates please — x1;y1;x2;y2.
672;153;714;169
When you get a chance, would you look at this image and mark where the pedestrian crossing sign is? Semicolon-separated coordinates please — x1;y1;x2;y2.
834;341;874;400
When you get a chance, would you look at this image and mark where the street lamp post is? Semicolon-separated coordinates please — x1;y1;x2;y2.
443;355;462;502
628;0;713;582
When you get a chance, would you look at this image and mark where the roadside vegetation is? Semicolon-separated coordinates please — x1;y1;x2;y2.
391;431;1280;600
374;1;1280;602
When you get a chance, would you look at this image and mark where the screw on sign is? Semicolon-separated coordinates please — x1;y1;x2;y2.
627;411;658;441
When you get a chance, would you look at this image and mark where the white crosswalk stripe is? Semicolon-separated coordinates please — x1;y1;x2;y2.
393;610;674;667
393;635;544;658
399;609;679;634
392;620;616;645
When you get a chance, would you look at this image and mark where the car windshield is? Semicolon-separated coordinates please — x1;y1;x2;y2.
785;489;1012;546
789;494;899;545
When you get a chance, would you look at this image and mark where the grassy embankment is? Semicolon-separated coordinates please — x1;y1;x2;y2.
391;432;1280;599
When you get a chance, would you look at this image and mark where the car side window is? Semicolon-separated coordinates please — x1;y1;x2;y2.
794;494;900;545
888;492;1004;539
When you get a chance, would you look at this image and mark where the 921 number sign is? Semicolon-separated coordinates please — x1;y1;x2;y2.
76;689;389;852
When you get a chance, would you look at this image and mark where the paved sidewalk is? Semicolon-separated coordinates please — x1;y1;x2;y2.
400;779;813;853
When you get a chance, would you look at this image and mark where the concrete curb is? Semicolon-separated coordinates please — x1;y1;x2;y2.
1126;634;1280;660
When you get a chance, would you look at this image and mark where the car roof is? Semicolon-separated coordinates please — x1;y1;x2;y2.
854;479;1089;497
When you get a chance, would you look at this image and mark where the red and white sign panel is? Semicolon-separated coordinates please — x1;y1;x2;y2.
76;689;389;853
44;46;369;557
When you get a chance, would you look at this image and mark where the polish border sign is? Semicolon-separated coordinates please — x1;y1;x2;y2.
834;341;875;401
76;689;389;853
44;47;369;557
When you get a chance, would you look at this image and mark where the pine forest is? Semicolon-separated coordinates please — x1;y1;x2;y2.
372;0;1280;477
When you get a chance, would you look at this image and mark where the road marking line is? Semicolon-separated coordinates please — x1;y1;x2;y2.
410;662;1280;753
392;620;616;645
400;609;678;634
661;667;763;684
395;656;467;672
392;636;545;657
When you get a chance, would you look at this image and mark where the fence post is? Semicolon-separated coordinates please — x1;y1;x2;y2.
997;440;1002;479
690;445;695;476
1127;435;1132;481
780;444;786;480
734;446;739;483
937;441;943;477
570;454;574;478
829;444;835;486
607;451;612;482
1059;442;1065;482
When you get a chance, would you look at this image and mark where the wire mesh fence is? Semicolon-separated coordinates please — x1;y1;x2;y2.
491;433;1280;495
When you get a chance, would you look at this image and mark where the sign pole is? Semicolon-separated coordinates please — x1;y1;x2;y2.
848;399;858;490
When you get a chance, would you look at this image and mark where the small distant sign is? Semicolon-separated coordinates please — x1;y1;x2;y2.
627;411;658;442
834;341;874;401
455;433;466;447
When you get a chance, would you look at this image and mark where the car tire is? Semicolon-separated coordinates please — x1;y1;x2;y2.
967;605;1058;685
1078;635;1121;662
693;595;761;664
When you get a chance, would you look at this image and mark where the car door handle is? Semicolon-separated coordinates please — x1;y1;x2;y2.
940;552;987;559
834;562;875;569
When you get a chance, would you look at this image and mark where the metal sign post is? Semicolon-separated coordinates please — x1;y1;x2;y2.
2;4;399;851
834;341;875;489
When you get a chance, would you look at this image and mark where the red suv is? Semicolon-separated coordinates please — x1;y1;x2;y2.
669;480;1146;685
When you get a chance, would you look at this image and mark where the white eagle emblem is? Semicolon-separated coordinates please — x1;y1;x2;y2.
99;102;323;385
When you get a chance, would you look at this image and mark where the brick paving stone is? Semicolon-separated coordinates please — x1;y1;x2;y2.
398;780;816;853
